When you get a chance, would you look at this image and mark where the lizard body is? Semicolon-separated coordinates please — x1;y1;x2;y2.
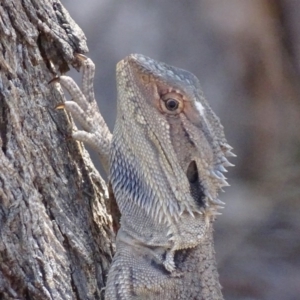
56;54;234;299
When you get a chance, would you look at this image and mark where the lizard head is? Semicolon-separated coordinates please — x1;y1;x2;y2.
113;54;235;222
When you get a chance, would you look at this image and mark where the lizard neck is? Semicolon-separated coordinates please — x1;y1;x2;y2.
188;225;223;299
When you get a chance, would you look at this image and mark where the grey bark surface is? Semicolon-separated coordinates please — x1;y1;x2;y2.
0;1;114;299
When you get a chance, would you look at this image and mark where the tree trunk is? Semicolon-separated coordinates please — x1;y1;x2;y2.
0;1;114;299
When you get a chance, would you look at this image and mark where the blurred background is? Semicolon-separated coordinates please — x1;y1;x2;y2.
62;1;300;299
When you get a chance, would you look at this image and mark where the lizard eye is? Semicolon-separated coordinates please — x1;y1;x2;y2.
160;93;184;114
165;98;179;111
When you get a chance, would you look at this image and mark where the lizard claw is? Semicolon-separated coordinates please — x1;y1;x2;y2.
48;76;60;84
75;53;88;61
170;271;183;278
55;103;65;110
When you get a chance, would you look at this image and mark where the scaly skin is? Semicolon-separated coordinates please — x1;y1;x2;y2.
56;54;234;299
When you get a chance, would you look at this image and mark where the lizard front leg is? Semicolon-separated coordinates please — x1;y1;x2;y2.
53;54;112;173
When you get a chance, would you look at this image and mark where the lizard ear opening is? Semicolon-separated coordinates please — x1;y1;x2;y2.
186;161;205;208
186;160;198;183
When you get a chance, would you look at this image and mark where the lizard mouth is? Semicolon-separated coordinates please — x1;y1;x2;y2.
186;160;205;208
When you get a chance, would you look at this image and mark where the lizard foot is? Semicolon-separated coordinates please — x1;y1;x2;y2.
163;249;184;277
163;250;176;273
52;54;112;173
163;260;182;278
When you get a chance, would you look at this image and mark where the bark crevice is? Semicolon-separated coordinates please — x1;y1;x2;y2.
0;1;114;299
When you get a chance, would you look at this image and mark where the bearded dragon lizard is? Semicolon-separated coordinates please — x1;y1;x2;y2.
55;53;235;299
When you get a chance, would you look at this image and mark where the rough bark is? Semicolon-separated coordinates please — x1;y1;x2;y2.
0;1;114;299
